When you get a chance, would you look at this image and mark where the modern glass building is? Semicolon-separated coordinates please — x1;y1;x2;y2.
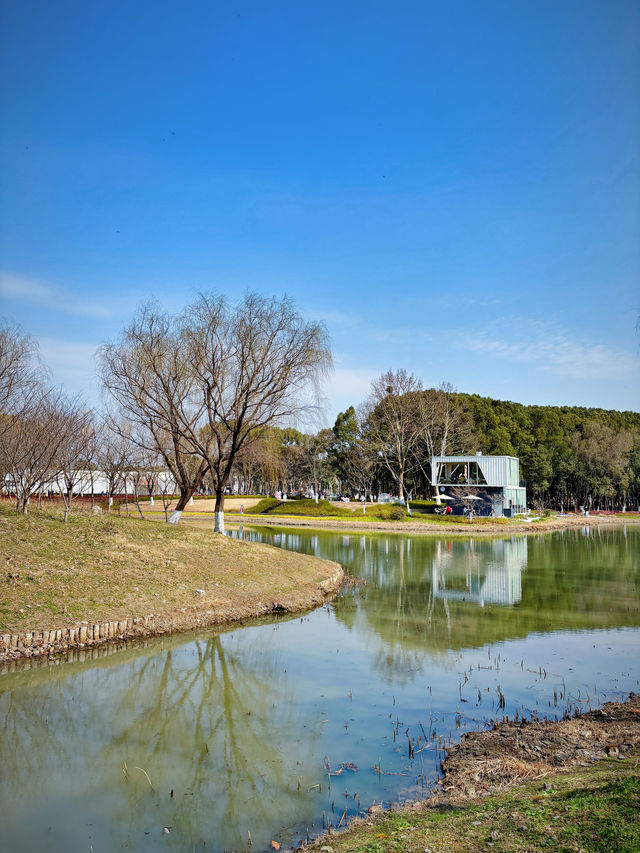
430;453;527;516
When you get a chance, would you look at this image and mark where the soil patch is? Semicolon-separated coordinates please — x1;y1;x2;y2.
431;693;640;803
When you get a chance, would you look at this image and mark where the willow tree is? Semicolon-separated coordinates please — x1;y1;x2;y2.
0;387;82;514
181;293;331;533
0;322;46;435
98;304;211;519
99;294;331;532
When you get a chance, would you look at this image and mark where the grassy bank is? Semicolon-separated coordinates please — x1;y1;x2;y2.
0;503;343;636
136;495;640;535
306;752;640;852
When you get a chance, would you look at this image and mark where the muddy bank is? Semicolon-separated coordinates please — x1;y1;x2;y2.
427;693;640;805
304;695;640;852
224;511;640;536
0;563;344;665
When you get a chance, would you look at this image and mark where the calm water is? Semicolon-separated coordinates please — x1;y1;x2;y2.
1;526;639;852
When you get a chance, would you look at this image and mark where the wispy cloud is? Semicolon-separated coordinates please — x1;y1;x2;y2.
464;321;640;380
319;364;382;423
405;293;503;310
0;272;112;318
304;308;360;326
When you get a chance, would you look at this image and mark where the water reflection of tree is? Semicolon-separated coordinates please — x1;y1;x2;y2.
111;635;316;844
1;631;321;852
0;674;82;785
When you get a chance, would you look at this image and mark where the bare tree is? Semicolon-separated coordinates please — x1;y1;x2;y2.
235;427;286;496
97;421;130;511
181;293;331;532
0;387;80;513
99;295;331;532
413;382;475;487
0;322;45;427
362;369;425;504
55;405;95;521
98;304;210;519
157;469;176;521
82;417;102;509
141;451;161;506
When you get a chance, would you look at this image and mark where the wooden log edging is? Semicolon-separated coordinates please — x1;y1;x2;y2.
0;564;344;666
0;616;154;664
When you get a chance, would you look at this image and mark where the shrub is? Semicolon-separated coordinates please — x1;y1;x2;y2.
243;497;282;514
388;506;406;520
366;503;408;520
409;500;437;514
244;498;353;517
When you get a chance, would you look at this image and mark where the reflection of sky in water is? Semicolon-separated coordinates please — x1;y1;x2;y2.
1;527;639;853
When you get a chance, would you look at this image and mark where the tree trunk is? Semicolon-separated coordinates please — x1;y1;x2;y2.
214;489;225;534
397;472;406;503
168;486;195;524
134;484;144;519
174;487;195;513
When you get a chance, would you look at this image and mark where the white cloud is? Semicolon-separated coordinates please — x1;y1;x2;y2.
304;307;359;326
465;324;640;381
319;364;382;424
0;272;112;318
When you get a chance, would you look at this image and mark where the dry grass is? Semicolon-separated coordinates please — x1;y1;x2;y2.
0;502;341;633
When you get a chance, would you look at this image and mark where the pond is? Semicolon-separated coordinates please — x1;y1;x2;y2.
1;526;639;852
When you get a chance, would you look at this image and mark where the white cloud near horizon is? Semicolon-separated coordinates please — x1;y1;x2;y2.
0;272;113;319
464;321;640;381
321;365;382;423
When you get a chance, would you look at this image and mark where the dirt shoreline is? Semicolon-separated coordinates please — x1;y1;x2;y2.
223;510;640;536
430;692;640;803
0;561;344;666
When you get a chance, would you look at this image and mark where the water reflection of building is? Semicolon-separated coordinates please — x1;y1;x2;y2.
431;537;527;606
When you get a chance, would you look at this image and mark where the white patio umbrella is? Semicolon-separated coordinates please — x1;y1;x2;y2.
434;494;454;500
463;494;482;501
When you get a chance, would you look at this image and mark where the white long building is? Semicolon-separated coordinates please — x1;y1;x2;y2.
2;470;178;497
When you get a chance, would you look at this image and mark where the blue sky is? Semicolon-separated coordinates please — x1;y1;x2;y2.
1;0;639;423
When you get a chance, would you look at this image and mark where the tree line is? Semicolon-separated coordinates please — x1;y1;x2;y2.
229;373;640;512
0;294;331;530
2;300;638;523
